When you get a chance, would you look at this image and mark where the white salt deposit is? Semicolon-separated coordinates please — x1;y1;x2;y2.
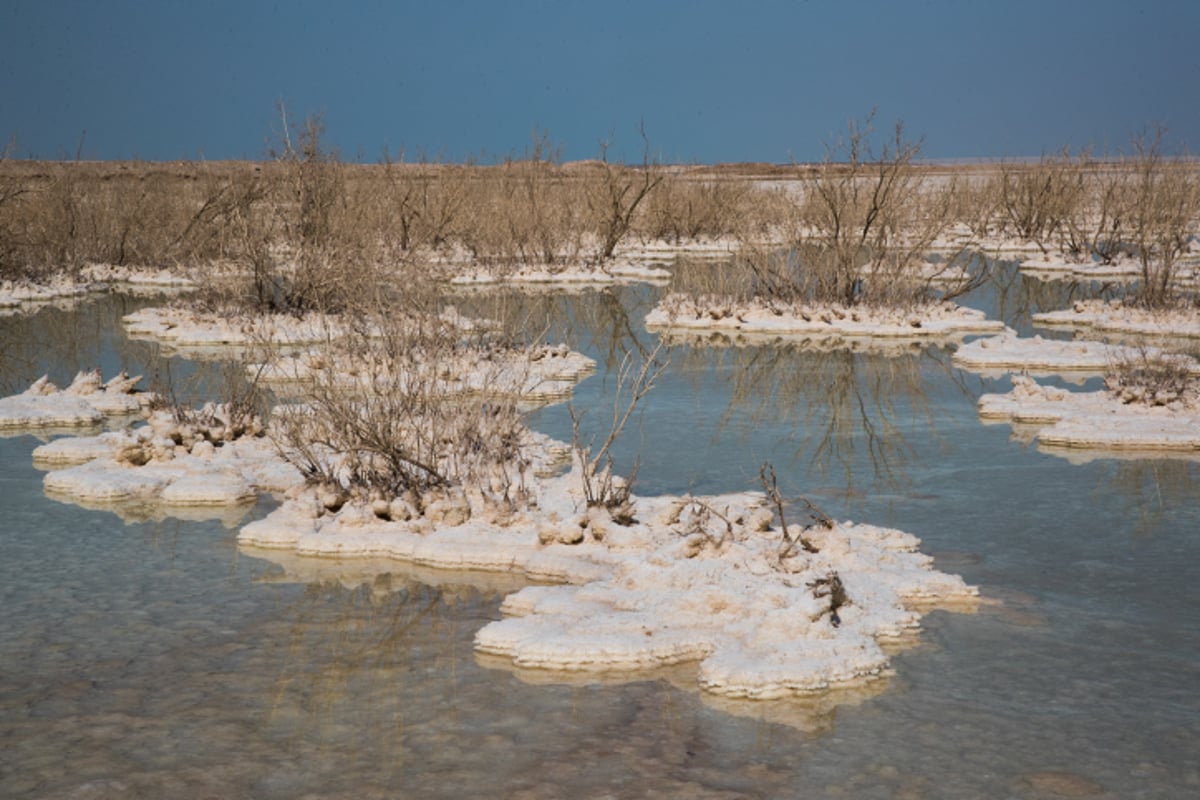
1033;299;1200;339
238;462;976;701
646;295;1004;340
123;306;346;352
0;371;148;433
979;375;1200;455
254;342;594;404
38;409;300;509
953;333;1200;378
450;262;671;287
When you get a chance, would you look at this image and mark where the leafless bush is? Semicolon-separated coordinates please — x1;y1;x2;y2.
640;174;751;244
1125;128;1200;308
272;309;533;519
581;128;664;262
730;114;967;310
997;150;1084;252
569;343;666;524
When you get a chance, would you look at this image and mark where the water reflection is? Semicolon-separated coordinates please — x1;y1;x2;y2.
670;339;954;499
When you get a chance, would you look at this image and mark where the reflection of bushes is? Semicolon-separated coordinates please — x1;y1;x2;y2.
679;342;941;493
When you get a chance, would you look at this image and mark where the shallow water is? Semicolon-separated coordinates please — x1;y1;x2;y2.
2;274;1200;799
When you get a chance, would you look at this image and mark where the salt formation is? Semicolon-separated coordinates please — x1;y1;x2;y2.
255;342;595;404
979;375;1200;455
953;333;1200;378
646;296;1004;340
1034;299;1200;338
450;261;671;287
0;371;147;432
123;306;345;353
37;405;299;509
239;460;977;701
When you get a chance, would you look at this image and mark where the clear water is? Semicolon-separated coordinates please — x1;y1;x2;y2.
2;273;1200;799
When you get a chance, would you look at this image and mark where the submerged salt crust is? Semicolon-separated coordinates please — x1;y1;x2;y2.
952;332;1200;379
978;375;1200;456
646;295;1005;340
238;461;977;701
0;370;148;433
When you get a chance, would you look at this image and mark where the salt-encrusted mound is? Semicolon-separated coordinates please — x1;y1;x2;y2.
450;262;671;287
254;342;595;404
239;465;977;702
646;295;1005;340
123;306;345;352
81;263;196;291
953;333;1200;378
1033;299;1200;339
39;410;300;509
0;276;96;311
0;371;147;432
1020;253;1200;288
979;375;1200;455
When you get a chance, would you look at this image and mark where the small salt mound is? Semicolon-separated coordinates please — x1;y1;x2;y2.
33;432;130;467
0;370;146;433
44;459;170;501
160;474;256;505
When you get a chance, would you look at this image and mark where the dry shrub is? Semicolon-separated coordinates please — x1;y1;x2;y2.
1125;129;1200;308
996;150;1084;251
727;114;968;310
569;342;665;525
579;130;664;261
640;174;751;243
272;305;534;518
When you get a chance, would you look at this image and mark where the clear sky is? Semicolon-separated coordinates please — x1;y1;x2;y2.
2;0;1197;164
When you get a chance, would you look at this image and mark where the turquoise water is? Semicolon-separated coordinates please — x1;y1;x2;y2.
2;275;1199;798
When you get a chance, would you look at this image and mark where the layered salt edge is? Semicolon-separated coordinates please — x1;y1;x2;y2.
0;264;194;313
953;332;1200;380
0;370;148;432
1033;299;1200;339
646;295;1005;340
979;375;1200;456
238;460;978;701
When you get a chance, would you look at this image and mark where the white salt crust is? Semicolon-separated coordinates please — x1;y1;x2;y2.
0;265;194;314
978;375;1200;455
38;417;299;508
450;262;671;287
646;295;1005;340
254;343;595;404
238;465;977;701
1033;299;1200;339
953;333;1200;379
0;371;147;432
123;306;347;351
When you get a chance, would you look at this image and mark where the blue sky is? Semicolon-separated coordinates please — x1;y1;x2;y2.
2;0;1197;163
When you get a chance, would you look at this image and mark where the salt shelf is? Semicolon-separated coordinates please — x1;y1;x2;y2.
37;410;301;512
646;295;1005;341
253;342;595;404
238;463;976;702
953;333;1200;379
0;371;148;433
1019;254;1200;288
0;265;193;314
1033;299;1200;339
978;375;1200;456
123;306;347;353
450;261;671;287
